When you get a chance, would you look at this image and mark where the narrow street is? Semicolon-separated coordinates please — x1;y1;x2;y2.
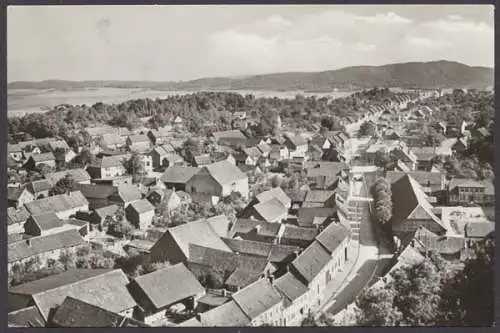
316;176;393;320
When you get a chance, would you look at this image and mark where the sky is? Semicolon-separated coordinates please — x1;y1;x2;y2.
7;5;494;82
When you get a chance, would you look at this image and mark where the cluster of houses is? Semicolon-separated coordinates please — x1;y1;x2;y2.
6;89;494;327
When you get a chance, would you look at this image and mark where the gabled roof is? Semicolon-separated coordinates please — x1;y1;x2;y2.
49;140;71;151
212;130;247;141
243;147;262;159
9;269;136;321
291;240;331;283
297;207;337;228
161;219;233;259
305;161;346;178
29;212;64;231
206;215;232;238
386;171;443;187
75;183;117;199
25;191;89;216
465;222;495;238
256;187;291;208
8;186;29;201
304;190;335;204
413;227;466;255
315;222;351;254
284;134;307;148
28;180;52;194
225;256;271;288
202;160;247;186
448;178;485;191
94;155;128;168
127;134;150;144
251;198;288;222
161;166;200;184
7;206;30;225
30;153;55;163
200;300;250;327
232;278;282;320
44;169;91;186
390;175;445;231
222;238;273;257
127;199;154;214
8;306;45;327
50;296;148;327
8;229;86;263
133;263;204;311
274;272;309;302
194;154;212;166
281;225;318;243
115;183;142;203
101;133;126;147
257;142;271;154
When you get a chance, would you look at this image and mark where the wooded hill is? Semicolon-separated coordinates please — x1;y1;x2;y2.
9;60;493;91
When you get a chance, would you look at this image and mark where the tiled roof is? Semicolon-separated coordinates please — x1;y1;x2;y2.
232;278;282;320
127;199;154;214
291;240;331;283
212;130;247;141
75;183;117;199
448;178;486;191
161;166;200;184
30;153;55;163
413;227;466;255
200;300;250;327
315;222;351;254
101;133;126;147
222;238;273;257
296;207;337;228
206;215;232;238
29;212;64;231
115;183;142;203
127;134;150;144
161;219;233;259
8;229;86;263
133;263;204;311
49;140;71;151
9;269;136;321
28;180;52;194
8;306;45;327
25;191;89;216
281;225;318;242
50;296;148;327
304;190;335;204
390;175;444;230
274;272;309;302
203;160;247;186
465;222;495;238
256;187;291;208
7;206;30;225
44;169;92;186
251;198;288;222
386;171;443;187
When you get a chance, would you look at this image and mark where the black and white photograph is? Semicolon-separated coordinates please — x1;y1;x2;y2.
6;4;495;327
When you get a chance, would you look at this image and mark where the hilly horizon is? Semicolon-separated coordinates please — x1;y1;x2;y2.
8;60;494;92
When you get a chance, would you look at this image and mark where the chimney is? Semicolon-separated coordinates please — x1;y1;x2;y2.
410;240;415;248
268;274;275;284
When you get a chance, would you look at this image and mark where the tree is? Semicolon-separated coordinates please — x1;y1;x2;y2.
125;153;145;176
371;178;392;225
59;249;76;270
439;239;494;326
373;149;389;169
50;174;77;195
180;138;202;163
36;163;55;176
356;285;403;326
72;148;95;168
359;121;376;137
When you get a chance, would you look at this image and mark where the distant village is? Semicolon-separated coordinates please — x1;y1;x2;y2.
7;87;495;327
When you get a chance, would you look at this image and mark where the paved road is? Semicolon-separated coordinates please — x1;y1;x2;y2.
325;259;378;314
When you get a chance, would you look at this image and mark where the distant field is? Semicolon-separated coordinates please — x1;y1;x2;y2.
7;88;354;118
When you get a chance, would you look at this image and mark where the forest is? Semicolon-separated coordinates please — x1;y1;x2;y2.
8;87;408;146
